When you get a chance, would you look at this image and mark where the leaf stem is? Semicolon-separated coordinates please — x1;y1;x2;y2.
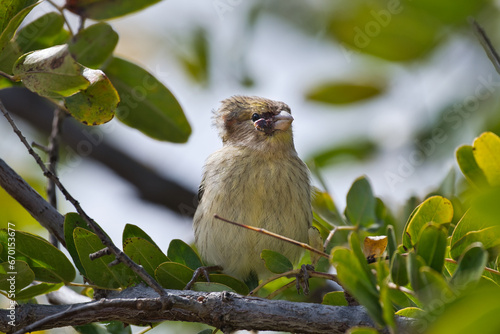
0;71;18;81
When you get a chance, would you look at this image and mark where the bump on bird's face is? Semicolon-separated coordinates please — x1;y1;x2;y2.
214;96;295;148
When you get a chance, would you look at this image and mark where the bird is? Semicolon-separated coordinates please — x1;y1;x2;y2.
193;95;312;289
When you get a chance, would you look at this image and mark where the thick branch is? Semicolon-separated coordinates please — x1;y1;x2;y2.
0;285;414;334
0;158;65;246
0;87;197;216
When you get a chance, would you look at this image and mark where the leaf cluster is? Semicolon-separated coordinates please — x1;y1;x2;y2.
0;0;190;142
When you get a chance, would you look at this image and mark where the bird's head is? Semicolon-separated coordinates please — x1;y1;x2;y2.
214;96;295;150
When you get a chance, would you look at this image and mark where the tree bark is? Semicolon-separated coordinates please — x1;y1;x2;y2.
0;158;65;246
0;284;414;334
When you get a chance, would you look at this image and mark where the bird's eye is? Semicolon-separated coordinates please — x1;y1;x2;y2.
251;113;261;122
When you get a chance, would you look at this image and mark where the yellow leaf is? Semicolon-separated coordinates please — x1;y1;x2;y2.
363;235;388;261
472;132;500;186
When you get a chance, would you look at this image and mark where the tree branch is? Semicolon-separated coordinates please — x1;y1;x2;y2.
0;99;166;296
0;87;197;216
0;285;414;334
0;158;66;246
471;18;500;75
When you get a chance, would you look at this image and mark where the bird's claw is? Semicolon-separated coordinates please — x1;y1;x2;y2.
295;264;315;295
184;265;223;290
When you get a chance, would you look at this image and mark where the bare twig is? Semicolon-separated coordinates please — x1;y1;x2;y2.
0;71;17;81
0;284;413;334
444;257;500;276
470;18;500;75
323;225;357;251
47;0;74;36
45;108;66;247
89;247;112;260
214;215;330;259
0;99;166;297
0;87;197;216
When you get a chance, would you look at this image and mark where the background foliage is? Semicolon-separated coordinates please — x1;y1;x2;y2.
1;0;500;333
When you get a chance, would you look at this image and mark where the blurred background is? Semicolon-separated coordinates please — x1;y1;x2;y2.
2;0;500;285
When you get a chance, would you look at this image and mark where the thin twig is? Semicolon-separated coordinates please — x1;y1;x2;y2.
47;0;74;36
266;280;297;299
214;215;330;259
46;108;66;247
470;18;500;75
387;282;415;297
445;257;500;276
0;71;17;81
323;225;357;251
0;99;167;297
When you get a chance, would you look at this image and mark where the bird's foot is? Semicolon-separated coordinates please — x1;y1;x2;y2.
295;264;315;295
184;265;223;290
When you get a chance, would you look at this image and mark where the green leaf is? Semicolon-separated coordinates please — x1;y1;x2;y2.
105;321;132;334
177;28;209;85
306;81;383;105
0;40;21;75
197;330;213;334
64;212;95;276
380;282;395;330
16;12;69;53
15;282;64;300
329;2;440;61
261;249;293;274
0;0;38;54
208;274;249;295
386;225;397;261
390;252;408;287
123;237;168;278
155;262;193;290
0;260;34;291
322;291;348;306
410;0;489;25
402;196;453;250
311;188;341;226
346;327;380;334
450;207;500;261
69;22;118;69
192;282;236;293
0;229;75;283
415;223;447;273
65;0;162;20
419;266;453;307
472;132;500;186
64;69;118;125
426;285;500;334
167;239;203;270
407;251;425;294
395;307;424;318
346;176;376;228
450;242;488;290
122;223;158;248
73;227;138;289
308;140;377;168
103;57;191;142
456;145;489;188
13;44;89;98
331;234;383;325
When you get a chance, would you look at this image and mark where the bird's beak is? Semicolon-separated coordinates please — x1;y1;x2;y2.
273;111;294;132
